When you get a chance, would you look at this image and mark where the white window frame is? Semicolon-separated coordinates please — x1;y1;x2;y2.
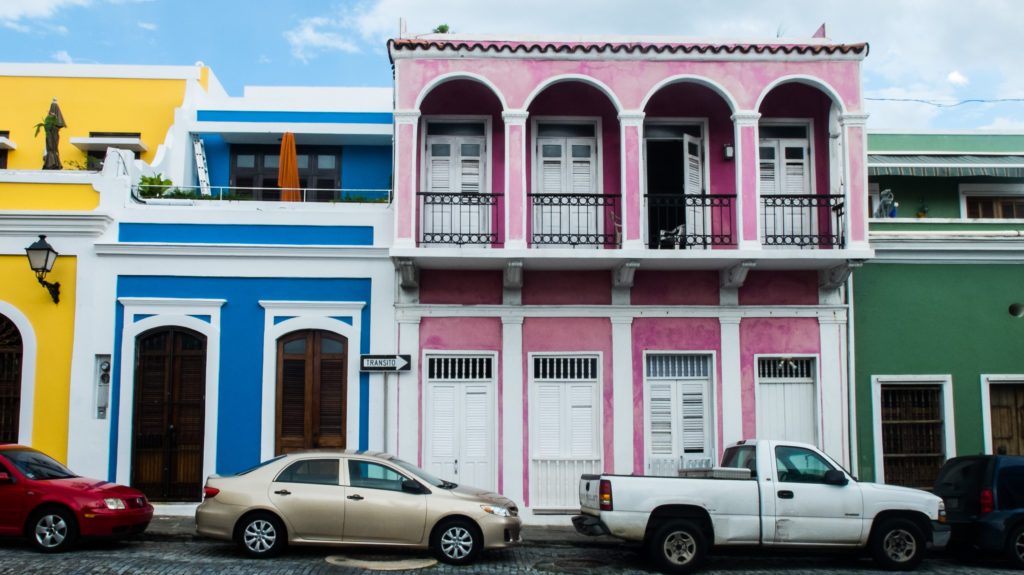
530;116;604;197
959;183;1024;220
753;353;822;447
419;115;493;195
871;374;956;485
757;118;816;196
980;374;1024;454
641;350;717;474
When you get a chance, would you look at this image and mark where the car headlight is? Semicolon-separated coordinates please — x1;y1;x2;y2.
481;504;511;517
103;498;126;510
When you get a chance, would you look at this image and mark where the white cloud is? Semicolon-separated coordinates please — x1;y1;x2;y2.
0;0;90;23
51;50;74;64
981;117;1024;130
284;16;360;63
947;71;969;86
137;21;157;31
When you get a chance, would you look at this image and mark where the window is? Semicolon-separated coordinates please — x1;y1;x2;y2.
86;132;141;170
966;196;1024;219
275;458;340;486
230;144;341;201
0;131;8;169
425;121;486;195
722;445;757;475
759;125;811;196
774;445;835;484
880;384;945;489
348;460;407;492
536;123;597;195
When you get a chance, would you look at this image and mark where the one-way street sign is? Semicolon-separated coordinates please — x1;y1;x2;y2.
359;354;411;372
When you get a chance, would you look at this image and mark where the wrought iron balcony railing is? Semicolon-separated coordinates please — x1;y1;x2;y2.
419;192;500;245
760;194;845;248
646;193;737;249
529;193;619;247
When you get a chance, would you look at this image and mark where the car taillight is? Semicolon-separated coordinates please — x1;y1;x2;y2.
981;488;994;514
599;479;613;511
203;486;220;500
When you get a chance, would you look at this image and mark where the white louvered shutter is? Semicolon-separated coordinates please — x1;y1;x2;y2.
680;381;707;455
648;382;674;456
427;139;453;194
683;135;703;196
569;141;596;194
568;383;597;458
539;140;564;194
459;140;483;194
429;384;457;478
759;143;778;196
533;384;563;458
781;140;809;195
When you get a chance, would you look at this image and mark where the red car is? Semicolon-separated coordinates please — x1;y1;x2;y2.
0;445;153;552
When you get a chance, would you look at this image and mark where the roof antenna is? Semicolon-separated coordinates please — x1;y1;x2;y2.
812;23;827;38
399;17;407;38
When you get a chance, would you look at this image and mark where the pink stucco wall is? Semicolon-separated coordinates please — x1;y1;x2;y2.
847;126;866;242
631;318;723;474
631;270;719;305
522;317;614;506
522;270;612;305
419;270;503;305
739;317;820;437
738;271;819;306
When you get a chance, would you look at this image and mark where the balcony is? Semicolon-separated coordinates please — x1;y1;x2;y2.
646;194;737;249
529;193;619;248
761;194;846;248
132;185;390;204
419;192;500;246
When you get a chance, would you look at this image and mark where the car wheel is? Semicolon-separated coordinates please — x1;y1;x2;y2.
1005;523;1024;569
28;508;78;553
431;518;481;565
237;513;286;558
650;519;707;574
870;518;925;571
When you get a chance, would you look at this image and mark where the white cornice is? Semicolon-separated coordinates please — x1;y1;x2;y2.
870;234;1024;262
118;297;226;309
259;300;366;312
0;170;101;185
0;63;202;80
95;243;389;259
0;212;112;237
397;303;847;321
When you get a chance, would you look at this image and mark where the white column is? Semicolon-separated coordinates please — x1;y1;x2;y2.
719;316;743;446
367;373;385;452
396;318;420;462
501;316;525;506
384;372;398;455
818;314;849;465
611;316;634;474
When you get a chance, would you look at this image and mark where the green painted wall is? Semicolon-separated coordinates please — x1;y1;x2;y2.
869;133;1024;153
853;263;1024;481
873;175;1019;219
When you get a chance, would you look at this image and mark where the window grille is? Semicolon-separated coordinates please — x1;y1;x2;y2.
758;357;814;382
427;356;493;381
881;385;944;489
646;354;710;379
533;356;598;381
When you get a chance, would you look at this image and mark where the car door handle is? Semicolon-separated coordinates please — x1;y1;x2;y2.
347;494;364;501
274;489;291;496
777;490;794;499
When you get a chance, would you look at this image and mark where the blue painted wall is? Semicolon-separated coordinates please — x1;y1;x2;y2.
199;134;231;188
118;223;373;246
342;146;392;201
108;276;373;480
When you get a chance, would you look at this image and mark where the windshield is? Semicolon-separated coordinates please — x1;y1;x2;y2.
389;457;450;488
1;449;76;480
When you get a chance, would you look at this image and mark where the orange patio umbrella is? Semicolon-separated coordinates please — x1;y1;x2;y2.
278;132;301;201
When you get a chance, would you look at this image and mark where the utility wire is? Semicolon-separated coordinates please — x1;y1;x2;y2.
865;97;1024;108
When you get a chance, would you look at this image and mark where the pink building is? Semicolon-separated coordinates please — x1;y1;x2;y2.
386;32;872;519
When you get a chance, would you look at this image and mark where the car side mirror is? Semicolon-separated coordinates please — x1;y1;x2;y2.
401;478;423;494
824;469;848;486
0;472;12;484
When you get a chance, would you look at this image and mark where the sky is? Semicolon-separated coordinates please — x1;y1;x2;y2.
2;0;1023;131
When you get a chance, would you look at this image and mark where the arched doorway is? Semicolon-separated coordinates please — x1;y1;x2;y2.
276;330;347;454
131;327;206;502
0;314;22;443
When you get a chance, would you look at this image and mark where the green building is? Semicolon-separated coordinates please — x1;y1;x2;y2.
855;132;1024;489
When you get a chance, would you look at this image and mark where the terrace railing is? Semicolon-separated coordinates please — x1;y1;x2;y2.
646;193;736;249
760;194;845;248
133;185;391;204
529;193;619;248
419;192;500;246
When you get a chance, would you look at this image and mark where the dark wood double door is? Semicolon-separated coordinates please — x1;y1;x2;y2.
992;384;1024;456
131;328;206;502
0;315;22;444
276;330;347;454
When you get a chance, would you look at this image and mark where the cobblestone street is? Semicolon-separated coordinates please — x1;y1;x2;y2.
0;535;1019;575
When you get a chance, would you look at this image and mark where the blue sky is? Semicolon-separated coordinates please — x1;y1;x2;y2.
3;0;1024;131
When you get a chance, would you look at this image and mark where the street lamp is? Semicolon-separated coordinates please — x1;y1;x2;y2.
25;234;60;304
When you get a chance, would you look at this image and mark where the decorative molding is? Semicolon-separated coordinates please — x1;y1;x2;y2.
818;259;864;290
500;316;525;326
117;297;226;310
838;113;870;127
501;109;529;124
730;111;762;126
393;109;422;124
396;258;419;289
718;316;743;325
720;260;756;288
503;259;524;289
617;111;646;126
0;213;112;237
609;316;634;325
612;260;641;288
396;303;847;322
258;300;365;313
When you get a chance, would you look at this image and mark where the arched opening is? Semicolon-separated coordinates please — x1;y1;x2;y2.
419;79;506;247
0;314;23;444
643;81;738;249
527;80;621;247
131;327;207;501
757;81;845;248
276;330;347;454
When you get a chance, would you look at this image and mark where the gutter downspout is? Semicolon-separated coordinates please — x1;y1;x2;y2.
846;272;859;478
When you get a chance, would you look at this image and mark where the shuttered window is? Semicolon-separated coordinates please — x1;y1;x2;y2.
276;330;347;455
426;133;486;194
760;138;810;196
645;354;713;474
756;357;817;445
537;137;597;195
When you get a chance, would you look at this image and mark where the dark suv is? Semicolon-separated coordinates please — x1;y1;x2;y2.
933;455;1024;568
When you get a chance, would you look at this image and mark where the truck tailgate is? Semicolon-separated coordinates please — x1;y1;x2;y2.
579;474;602;514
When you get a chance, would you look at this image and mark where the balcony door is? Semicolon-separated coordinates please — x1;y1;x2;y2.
645;123;707;249
423;121;490;245
275;330;347;454
759;125;813;247
533;123;605;247
0;315;22;444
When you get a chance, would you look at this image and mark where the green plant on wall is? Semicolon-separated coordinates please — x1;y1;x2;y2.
33;115;58;137
138;173;174;198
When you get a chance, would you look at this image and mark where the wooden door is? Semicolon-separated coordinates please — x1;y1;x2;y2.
991;384;1024;455
276;330;346;454
131;328;206;502
0;315;22;444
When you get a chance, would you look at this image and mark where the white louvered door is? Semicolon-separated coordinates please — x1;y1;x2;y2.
645;355;713;476
535;137;598;247
756;358;817;445
424;136;488;245
424;355;496;490
682;135;707;248
760;138;812;247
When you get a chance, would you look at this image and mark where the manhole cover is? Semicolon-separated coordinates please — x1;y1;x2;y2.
325;554;437;571
535;558;609;573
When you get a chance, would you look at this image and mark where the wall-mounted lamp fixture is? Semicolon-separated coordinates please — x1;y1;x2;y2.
723;144;735;161
25;235;60;304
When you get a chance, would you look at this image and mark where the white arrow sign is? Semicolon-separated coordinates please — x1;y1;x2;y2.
359;355;411;372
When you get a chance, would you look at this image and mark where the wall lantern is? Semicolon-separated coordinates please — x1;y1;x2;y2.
723;143;735;161
25;234;60;304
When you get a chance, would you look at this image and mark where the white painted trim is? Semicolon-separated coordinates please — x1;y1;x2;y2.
0;213;112;238
0;302;37;446
870;374;956;485
0;63;202;80
640;350;718;473
718;317;743;447
397;304;847;321
0;137;16;151
980;374;1024;454
754;75;849;115
95;244;388;259
0;170;100;185
640;75;739;113
868;151;1024;158
392;47;865;63
753;353;823;448
115;300;224;488
501;316;525;505
257;302;365;461
419;115;494;199
522;74;623;113
611;318;634;473
70;137;148;153
413;72;509;112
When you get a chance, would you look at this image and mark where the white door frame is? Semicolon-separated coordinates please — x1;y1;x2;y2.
641;351;717;474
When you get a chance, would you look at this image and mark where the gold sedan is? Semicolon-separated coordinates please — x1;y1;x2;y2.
195;451;521;564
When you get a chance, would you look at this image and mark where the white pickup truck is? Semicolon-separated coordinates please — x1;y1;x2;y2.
573;440;947;573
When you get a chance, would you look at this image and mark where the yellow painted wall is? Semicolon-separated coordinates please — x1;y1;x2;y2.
0;76;187;170
0;255;76;463
0;182;99;210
